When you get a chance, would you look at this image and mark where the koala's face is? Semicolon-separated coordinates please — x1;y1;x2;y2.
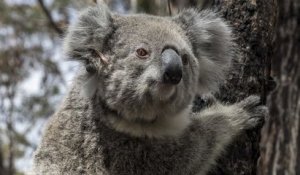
101;15;199;121
64;4;233;122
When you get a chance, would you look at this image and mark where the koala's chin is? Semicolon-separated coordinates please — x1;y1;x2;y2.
105;79;189;124
150;82;177;101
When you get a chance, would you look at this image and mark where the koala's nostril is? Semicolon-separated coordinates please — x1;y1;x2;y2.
163;68;182;85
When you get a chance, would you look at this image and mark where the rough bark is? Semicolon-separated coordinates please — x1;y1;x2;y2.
203;0;278;174
258;0;300;175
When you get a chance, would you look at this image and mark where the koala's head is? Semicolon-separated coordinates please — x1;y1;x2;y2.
64;2;234;122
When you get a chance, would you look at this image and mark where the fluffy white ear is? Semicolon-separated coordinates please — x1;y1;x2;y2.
173;9;236;94
63;2;113;71
64;2;113;98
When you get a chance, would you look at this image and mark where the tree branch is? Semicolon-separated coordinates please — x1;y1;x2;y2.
167;0;172;16
37;0;64;35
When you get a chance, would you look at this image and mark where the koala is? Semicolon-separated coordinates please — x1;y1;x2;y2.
33;2;268;175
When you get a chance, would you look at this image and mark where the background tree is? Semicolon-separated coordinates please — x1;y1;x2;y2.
0;150;6;175
207;0;277;174
259;0;300;175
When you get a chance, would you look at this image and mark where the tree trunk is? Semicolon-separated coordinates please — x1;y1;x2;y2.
258;0;300;175
203;0;278;174
0;150;5;175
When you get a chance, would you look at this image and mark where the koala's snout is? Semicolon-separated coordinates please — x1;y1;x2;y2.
161;49;183;85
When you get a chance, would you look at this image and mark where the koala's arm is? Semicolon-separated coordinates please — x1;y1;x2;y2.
191;95;267;174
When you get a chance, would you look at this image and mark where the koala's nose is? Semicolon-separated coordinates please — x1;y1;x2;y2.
161;49;183;85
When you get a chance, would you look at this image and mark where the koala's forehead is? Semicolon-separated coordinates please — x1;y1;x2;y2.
113;15;187;46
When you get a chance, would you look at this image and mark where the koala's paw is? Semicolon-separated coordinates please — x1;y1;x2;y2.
237;95;269;129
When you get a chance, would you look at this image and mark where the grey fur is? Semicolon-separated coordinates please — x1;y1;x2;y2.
33;3;267;175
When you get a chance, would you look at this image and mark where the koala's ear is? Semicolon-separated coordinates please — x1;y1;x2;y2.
173;9;236;94
63;2;113;73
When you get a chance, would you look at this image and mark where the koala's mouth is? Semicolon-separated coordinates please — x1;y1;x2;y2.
148;80;177;101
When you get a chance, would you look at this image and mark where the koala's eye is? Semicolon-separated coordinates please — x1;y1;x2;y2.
136;48;149;59
182;54;189;65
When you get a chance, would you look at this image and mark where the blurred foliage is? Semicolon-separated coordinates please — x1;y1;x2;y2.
0;0;75;174
0;0;205;174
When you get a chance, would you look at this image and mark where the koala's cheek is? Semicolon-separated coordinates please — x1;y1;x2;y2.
104;71;127;105
135;83;150;97
188;65;201;93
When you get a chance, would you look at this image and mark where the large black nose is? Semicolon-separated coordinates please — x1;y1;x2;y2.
161;49;183;85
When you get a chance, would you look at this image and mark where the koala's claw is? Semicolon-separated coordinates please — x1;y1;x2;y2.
252;106;269;118
237;95;261;110
237;95;269;129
